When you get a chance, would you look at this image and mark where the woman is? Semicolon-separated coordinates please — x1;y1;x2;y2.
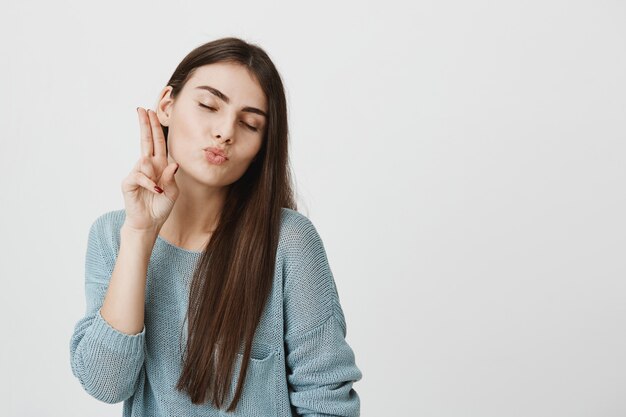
69;37;362;416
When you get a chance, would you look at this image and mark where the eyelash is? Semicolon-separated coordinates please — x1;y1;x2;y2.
198;103;259;132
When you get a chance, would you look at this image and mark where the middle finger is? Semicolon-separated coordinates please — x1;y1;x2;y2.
147;109;167;159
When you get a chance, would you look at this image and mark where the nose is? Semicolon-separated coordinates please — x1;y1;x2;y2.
213;115;236;143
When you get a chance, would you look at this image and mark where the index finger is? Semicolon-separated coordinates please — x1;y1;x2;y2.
137;107;153;157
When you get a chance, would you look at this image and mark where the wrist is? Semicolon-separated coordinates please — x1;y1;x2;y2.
121;222;159;239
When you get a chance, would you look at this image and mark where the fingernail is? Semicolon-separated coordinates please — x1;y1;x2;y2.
154;185;164;193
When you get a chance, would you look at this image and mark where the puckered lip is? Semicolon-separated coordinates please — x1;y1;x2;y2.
204;147;229;160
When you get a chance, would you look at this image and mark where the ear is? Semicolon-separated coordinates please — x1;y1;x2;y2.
156;86;175;127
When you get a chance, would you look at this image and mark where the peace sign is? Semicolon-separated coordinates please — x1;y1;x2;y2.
121;107;180;232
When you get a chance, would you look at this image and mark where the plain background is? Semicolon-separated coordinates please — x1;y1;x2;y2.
1;1;624;416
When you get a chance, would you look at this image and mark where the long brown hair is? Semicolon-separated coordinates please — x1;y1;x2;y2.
159;37;297;411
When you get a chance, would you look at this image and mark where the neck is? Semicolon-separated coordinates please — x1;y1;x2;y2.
159;176;228;246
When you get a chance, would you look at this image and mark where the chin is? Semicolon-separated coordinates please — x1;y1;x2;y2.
190;169;242;189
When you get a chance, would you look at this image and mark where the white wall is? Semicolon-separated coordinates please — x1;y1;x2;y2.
1;0;624;416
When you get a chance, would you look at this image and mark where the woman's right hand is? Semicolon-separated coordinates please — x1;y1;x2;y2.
121;107;180;232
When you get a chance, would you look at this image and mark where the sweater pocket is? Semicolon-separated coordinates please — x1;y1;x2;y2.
219;342;278;416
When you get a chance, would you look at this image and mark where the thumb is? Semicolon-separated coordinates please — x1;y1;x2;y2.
163;163;180;187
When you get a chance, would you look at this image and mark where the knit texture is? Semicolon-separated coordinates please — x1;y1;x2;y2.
69;208;362;416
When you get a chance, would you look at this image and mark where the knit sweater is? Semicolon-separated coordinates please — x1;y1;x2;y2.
69;208;362;417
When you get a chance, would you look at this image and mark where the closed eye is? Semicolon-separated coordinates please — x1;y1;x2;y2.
199;103;217;112
198;103;259;132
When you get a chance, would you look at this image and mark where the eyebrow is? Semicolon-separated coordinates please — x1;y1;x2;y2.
195;85;267;118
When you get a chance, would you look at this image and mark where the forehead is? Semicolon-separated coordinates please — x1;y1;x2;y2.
185;62;267;111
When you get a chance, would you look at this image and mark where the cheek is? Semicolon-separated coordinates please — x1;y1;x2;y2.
168;119;200;146
170;110;203;137
163;129;194;161
243;139;263;161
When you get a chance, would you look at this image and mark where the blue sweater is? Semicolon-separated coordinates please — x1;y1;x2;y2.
69;208;362;416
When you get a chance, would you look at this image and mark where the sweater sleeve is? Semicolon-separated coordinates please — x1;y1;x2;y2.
69;215;146;404
283;215;363;417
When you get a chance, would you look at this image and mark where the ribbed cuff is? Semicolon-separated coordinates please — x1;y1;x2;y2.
88;308;146;356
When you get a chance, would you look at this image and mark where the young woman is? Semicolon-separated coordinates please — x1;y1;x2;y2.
69;37;362;416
